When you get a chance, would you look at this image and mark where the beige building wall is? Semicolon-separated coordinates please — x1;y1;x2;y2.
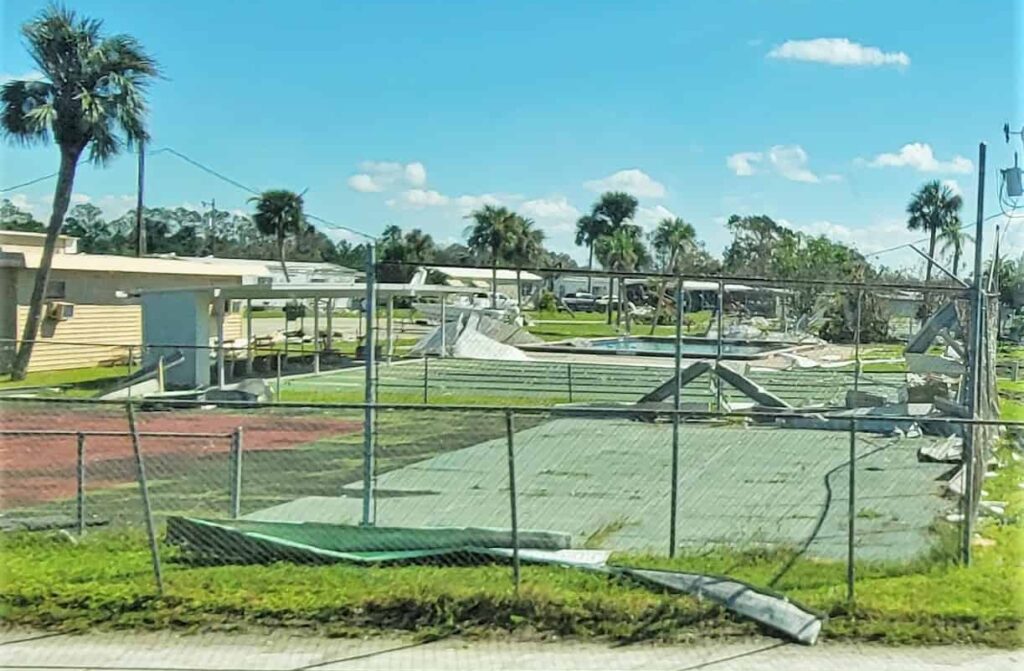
8;268;247;373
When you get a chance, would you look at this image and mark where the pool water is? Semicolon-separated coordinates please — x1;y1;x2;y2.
528;336;789;359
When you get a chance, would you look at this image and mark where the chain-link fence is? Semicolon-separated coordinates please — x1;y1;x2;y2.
1;396;1010;602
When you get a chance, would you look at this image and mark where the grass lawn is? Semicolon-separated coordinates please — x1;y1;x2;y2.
0;365;130;396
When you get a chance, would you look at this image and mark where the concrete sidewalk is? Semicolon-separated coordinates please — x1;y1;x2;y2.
0;630;1018;671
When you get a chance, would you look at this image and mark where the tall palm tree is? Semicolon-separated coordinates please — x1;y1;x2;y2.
593;191;639;229
465;205;519;308
939;221;966;278
649;217;697;333
596;227;648;327
574;214;609;293
250;190;305;282
907;180;963;283
2;6;158;380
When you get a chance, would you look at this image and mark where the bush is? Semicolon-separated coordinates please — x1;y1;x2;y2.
537;290;557;312
818;292;891;343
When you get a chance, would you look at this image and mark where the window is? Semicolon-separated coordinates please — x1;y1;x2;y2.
45;280;66;299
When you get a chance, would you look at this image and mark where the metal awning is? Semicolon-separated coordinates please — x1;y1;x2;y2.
134;282;482;300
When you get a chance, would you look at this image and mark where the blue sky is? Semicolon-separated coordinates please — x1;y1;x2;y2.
1;0;1021;270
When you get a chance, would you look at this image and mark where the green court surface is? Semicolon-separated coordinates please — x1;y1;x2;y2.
282;358;907;407
246;417;953;561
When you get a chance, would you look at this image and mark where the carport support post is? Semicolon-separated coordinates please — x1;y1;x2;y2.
716;280;724;413
245;299;254;375
386;295;394;364
439;298;447;358
313;298;321;374
505;410;521;592
326;299;334;352
362;243;377;526
126;402;164;596
670;278;683;557
215;296;226;388
229;427;243;518
76;432;86;536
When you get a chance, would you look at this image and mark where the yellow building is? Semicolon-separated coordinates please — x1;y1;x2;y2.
0;230;267;374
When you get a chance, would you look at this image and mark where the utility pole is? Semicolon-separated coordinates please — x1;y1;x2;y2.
202;198;216;256
135;141;146;257
963;142;987;566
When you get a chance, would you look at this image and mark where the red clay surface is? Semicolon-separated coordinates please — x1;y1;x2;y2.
0;409;360;506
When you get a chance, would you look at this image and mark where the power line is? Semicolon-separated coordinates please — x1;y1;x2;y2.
863;212;1006;259
1;172;58;192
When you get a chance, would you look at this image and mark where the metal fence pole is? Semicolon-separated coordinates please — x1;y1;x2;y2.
846;289;863;604
276;352;282;400
362;242;377;526
125;402;164;596
127;345;134;399
76;432;86;536
229;427;243;519
423;356;430;403
567;362;574;403
505;410;521;592
670;278;683;557
439;299;447;358
313;297;321;374
716;279;724;412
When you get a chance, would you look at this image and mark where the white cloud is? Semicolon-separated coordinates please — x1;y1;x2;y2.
95;194;136;218
862;143;973;174
404;162;427;187
767;38;910;68
728;145;822;183
726;152;762;176
768;144;819;183
347;174;385;193
634;205;677;231
584;169;666;198
942;179;962;196
347;160;428;193
388;189;449;208
452;193;506;212
70;193;91;205
0;70;44;84
795;218;920;256
520;196;580;221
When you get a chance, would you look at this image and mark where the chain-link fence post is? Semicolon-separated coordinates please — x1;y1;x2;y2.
229;426;243;519
670;277;683;557
125;402;164;596
276;352;282;401
846;289;863;604
362;242;377;526
505;409;521;592
76;431;86;536
567;362;574;403
716;279;724;413
423;356;429;403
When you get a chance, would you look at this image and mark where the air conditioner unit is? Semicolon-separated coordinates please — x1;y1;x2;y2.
46;301;75;321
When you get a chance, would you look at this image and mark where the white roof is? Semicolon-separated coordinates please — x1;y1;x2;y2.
136;282;481;300
0;248;269;278
173;256;358;274
427;265;543;282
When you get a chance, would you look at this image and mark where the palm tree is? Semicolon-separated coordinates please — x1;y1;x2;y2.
649;217;697;333
574;214;609;293
907;180;963;283
939;221;966;277
2;7;158;380
595;227;648;327
465;205;519;308
589;192;639;323
404;228;435;263
250;190;305;282
508;217;545;306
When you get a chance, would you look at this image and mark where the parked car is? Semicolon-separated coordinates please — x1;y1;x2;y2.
562;292;597;312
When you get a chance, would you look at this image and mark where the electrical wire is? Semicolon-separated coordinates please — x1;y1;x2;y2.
1;172;58;192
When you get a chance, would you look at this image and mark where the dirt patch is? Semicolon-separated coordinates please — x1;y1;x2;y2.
0;409;361;506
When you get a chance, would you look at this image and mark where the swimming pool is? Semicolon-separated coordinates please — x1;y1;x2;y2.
522;336;793;360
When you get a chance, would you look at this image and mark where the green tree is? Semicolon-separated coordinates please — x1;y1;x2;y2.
250;189;305;282
574;214;609;293
0;199;45;232
465;204;519;308
649;217;696;332
907;180;962;283
592;191;639;229
596;226;649;326
404;228;436;263
939;221;966;277
722;214;797;276
507;217;545;306
2;6;158;379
